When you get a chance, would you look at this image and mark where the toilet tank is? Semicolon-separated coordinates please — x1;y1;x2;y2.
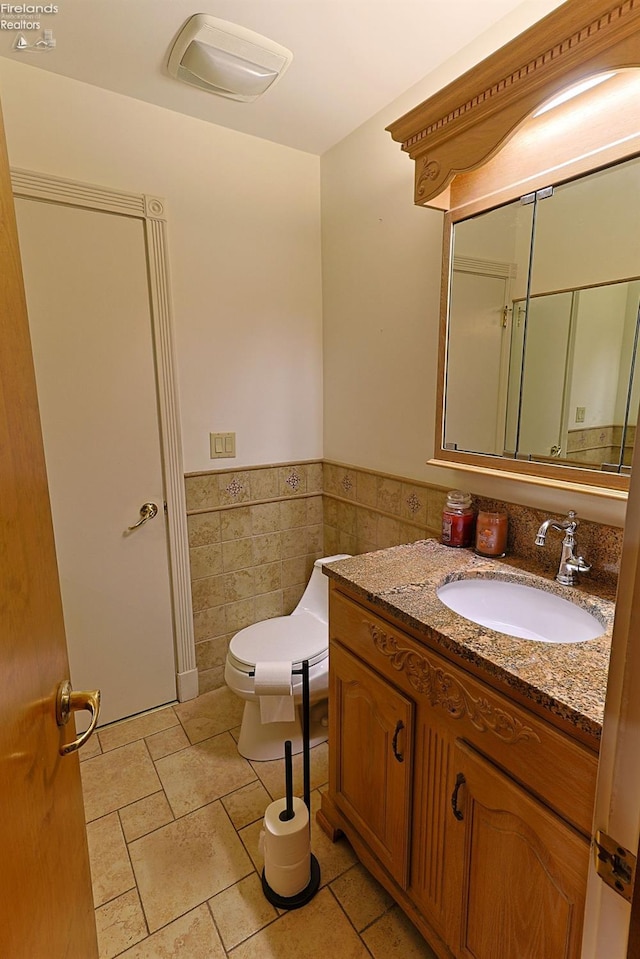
292;554;352;623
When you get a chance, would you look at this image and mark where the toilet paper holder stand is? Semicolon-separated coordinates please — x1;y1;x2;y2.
253;659;321;909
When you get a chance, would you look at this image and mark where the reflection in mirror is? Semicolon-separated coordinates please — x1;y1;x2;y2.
445;198;533;457
443;154;640;477
507;282;640;471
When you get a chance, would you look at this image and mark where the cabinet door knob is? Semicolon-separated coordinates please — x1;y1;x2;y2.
392;719;405;762
451;772;466;820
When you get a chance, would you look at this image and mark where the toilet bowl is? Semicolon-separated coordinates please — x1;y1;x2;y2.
224;554;351;761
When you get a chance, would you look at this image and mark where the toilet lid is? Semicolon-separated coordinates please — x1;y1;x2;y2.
228;612;328;671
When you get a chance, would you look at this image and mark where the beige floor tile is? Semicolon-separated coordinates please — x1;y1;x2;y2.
94;888;147;959
129;800;253;932
238;818;264;873
81;740;161;822
145;724;190;761
251;741;329;800
79;732;102;762
208;872;278;950
155;731;256;817
118;904;226;958
221;779;272;829
330;862;394;932
119;792;174;843
309;790;357;886
174;686;244;744
98;707;179;752
230;886;371;959
83;687;423;959
86;812;135;907
229;724;241;742
361;905;438;958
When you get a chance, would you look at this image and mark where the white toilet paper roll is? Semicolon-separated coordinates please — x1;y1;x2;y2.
254;662;295;723
254;661;292;695
263;797;311;898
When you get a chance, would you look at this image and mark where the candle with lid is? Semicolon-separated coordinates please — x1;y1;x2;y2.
441;490;475;548
475;510;508;557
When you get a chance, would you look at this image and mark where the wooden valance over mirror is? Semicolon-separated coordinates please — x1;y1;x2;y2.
388;0;640;496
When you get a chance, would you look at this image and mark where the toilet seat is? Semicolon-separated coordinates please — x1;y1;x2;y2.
227;612;328;673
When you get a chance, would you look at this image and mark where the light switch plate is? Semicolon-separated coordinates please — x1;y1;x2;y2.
210;432;236;458
575;407;586;423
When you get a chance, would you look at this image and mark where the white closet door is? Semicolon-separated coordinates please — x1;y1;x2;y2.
16;197;177;726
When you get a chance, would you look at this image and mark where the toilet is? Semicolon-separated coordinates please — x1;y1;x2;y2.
224;554;351;761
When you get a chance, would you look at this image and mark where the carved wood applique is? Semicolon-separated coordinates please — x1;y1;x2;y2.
367;621;540;745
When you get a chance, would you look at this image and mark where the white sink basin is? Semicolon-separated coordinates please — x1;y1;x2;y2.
437;578;604;643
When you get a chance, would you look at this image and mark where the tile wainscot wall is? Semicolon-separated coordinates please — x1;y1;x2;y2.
185;462;324;693
185;460;624;693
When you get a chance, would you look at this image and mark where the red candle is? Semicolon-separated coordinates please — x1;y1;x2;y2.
441;491;475;548
475;511;508;557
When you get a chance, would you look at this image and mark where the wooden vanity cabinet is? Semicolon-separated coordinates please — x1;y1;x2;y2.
319;583;596;959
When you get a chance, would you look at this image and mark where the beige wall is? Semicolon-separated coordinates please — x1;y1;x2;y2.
320;0;626;528
0;57;323;475
0;0;625;529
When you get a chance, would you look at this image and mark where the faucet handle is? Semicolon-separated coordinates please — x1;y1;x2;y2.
566;555;591;574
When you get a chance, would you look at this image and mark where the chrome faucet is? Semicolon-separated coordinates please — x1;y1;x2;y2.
535;510;591;586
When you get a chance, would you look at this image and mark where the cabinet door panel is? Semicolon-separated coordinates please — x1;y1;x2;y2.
450;740;589;959
330;641;413;887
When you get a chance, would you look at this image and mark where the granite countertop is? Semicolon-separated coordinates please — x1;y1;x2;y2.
324;539;615;743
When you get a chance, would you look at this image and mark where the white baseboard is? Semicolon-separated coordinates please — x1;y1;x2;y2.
176;668;199;702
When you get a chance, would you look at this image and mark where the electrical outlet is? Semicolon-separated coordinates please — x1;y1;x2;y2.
210;432;236;458
575;407;586;423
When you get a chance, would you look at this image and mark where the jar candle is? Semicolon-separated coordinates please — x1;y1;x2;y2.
441;491;475;548
475;510;508;557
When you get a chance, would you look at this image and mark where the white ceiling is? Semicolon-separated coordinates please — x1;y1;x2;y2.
0;1;563;155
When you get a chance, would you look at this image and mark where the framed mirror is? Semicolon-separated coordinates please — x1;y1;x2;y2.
438;153;640;493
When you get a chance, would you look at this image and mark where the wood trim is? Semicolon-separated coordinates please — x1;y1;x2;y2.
387;0;640;206
10;169;196;699
10;167;146;215
448;70;640;213
429;451;630;495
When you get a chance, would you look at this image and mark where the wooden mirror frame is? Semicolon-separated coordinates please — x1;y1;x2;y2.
387;0;640;498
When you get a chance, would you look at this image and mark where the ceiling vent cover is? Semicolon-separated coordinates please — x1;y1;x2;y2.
167;14;293;102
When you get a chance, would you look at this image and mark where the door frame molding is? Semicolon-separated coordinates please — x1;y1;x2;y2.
11;167;198;703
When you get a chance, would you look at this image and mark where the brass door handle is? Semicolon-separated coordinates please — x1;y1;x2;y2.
56;680;101;756
128;501;158;530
